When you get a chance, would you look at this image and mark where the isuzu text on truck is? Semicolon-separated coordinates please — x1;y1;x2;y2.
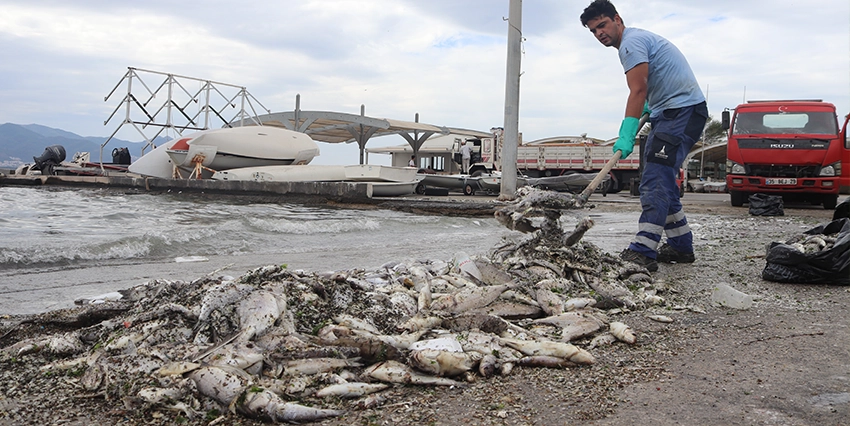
722;100;849;209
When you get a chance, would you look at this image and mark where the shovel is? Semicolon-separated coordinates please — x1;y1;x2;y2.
576;113;649;206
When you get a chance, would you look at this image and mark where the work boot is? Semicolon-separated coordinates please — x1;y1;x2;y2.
656;244;695;264
620;249;658;272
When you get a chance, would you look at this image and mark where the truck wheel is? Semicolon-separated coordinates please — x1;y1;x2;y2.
464;183;476;196
679;182;685;198
415;183;426;195
730;191;746;207
823;195;838;210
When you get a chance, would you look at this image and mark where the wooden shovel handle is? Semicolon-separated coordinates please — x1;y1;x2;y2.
578;152;621;202
577;113;649;203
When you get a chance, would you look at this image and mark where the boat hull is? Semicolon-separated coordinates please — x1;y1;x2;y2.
344;165;418;182
212;165;347;182
131;126;319;179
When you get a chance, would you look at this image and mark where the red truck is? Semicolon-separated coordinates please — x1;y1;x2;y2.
722;100;849;209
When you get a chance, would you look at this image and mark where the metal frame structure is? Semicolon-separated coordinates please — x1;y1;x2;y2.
236;94;491;164
102;67;270;162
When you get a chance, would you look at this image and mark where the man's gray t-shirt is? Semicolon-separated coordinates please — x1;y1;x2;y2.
618;27;705;116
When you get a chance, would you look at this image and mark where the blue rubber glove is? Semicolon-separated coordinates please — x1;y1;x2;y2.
613;116;640;159
642;101;651;117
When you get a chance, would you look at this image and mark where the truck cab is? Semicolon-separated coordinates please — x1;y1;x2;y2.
722;100;845;209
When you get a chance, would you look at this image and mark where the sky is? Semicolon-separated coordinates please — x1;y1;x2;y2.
1;0;849;165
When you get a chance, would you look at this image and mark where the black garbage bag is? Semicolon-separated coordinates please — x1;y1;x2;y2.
762;218;850;285
749;193;784;216
834;196;850;221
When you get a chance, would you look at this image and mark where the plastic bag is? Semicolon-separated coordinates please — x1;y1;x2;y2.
834;196;850;221
761;218;850;285
748;193;784;216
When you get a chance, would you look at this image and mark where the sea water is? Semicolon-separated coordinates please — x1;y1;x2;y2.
0;186;514;314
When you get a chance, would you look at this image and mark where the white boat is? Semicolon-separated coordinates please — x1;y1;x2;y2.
703;181;727;193
212;164;420;197
369;181;419;197
415;173;482;195
212;165;347;182
129;126;319;179
478;174;528;193
527;173;610;193
344;164;418;182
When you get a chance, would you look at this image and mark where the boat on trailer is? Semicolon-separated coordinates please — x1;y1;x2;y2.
128;126;320;179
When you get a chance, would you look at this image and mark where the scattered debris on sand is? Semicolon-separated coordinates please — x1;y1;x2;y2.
0;187;675;424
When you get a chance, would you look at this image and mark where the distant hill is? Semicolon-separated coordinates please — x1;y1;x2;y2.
0;123;170;167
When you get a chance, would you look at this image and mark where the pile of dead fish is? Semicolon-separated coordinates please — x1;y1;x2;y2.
0;189;665;423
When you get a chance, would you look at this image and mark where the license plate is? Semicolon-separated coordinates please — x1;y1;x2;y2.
765;178;797;185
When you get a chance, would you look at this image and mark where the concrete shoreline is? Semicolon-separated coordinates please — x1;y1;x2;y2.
0;172;505;216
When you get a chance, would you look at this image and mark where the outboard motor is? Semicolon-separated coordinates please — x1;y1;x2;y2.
33;145;66;175
112;147;131;165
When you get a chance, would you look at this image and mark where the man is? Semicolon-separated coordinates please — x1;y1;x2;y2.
581;0;707;272
460;140;472;174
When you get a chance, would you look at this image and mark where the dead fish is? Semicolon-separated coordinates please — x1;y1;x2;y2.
647;315;673;323
189;365;345;422
397;312;444;333
418;280;432;311
588;333;617;349
534;279;566;316
644;294;665;306
8;331;86;357
204;342;265;374
284;358;362;376
499;337;594;365
499;290;540;307
478;354;499;378
351;328;428;350
238;387;345;422
408;349;482;377
237;290;286;342
358;393;388;409
364;360;464;386
138;386;187;405
196;282;254;324
579;272;637;310
563;297;596;311
610;321;637;344
158;361;202;376
441;273;478;289
431;284;515;314
516;355;578;369
441;313;508;335
470;301;544;320
407;265;432;291
334;314;382;335
322;335;403;363
389;292;418;317
188;365;249;407
532;311;605;342
314;382;388;398
80;362;105;391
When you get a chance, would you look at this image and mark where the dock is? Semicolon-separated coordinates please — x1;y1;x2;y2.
0;172;500;217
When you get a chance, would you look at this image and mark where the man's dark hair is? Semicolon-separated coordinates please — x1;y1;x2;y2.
580;0;619;27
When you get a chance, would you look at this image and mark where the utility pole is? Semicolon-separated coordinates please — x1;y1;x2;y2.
500;0;522;200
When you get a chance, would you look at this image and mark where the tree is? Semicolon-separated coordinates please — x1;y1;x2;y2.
702;115;726;145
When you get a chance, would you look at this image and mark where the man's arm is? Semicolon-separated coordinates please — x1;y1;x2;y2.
624;62;648;118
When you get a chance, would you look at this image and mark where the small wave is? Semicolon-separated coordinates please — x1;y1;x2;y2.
247;217;381;234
